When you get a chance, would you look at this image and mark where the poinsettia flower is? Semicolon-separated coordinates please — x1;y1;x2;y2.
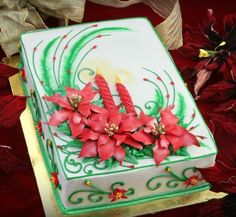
184;175;201;187
198;80;236;102
50;172;59;188
131;106;200;165
108;188;128;202
199;103;236;193
179;9;236;96
79;110;141;164
43;83;98;138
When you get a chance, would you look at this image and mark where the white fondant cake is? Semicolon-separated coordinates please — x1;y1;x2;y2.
20;18;217;215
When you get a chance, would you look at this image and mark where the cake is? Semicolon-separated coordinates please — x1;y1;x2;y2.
19;18;217;215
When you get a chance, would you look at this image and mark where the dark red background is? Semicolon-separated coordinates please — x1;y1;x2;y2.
0;0;235;217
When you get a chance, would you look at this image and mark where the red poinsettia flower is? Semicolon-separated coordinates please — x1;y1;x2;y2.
199;102;236;193
108;188;128;202
50;172;59;188
179;9;236;96
184;175;201;187
131;106;200;164
79;110;141;164
43;83;98;138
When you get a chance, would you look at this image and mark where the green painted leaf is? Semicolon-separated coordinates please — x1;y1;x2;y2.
82;157;98;164
57;122;71;136
46;108;55;115
61;27;130;87
175;93;187;127
124;153;138;164
146;89;164;117
40;37;60;95
92;98;103;107
175;147;190;157
105;158;114;169
64;139;82;148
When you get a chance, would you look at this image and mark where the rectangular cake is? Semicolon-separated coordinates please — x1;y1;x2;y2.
19;18;217;215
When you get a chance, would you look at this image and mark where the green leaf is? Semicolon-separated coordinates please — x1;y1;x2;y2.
92;98;103;107
175;147;190;157
46;108;55;115
82;157;98;164
105;158;114;169
146;89;164;117
64;139;82;148
57;122;71;136
175;93;187;127
124;153;138;164
40;37;60;95
61;27;130;87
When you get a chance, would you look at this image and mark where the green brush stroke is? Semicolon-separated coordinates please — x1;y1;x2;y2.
175;93;187;127
40;37;60;95
61;27;130;87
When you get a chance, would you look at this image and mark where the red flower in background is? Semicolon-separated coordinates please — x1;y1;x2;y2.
199;101;236;193
79;109;141;164
43;83;99;138
179;9;236;96
131;106;200;165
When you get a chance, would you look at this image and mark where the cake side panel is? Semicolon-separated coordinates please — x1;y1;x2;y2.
61;157;212;213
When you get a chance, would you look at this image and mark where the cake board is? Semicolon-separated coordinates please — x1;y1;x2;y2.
9;70;226;217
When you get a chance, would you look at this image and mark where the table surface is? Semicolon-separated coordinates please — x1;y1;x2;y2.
1;0;236;217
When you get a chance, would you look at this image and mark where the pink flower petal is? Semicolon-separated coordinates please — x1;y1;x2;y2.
108;113;122;126
119;113;140;132
165;134;183;152
72;112;82;124
166;125;187;136
80;82;97;102
159;135;170;149
114;146;126;164
80;128;100;142
160;106;178;127
47;109;69;126
68;114;85;138
181;132;200;147
87;114;107;133
194;69;212;96
124;136;143;150
43;94;71;110
79;140;97;157
78;103;91;117
90;104;107;114
98;134;110;146
98;139;115;161
140;111;157;127
153;142;170;165
131;130;154;145
113;134;126;146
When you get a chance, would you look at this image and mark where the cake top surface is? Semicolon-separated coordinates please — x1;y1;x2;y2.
21;18;217;179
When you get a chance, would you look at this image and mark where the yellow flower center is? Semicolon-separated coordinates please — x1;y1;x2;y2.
190;178;198;185
115;192;123;199
104;123;119;137
50;176;56;184
151;123;165;136
198;49;210;58
68;94;82;109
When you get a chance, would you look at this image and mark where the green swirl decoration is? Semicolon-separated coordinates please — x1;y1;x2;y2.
68;180;134;205
64;154;82;174
146;166;200;191
77;67;96;86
